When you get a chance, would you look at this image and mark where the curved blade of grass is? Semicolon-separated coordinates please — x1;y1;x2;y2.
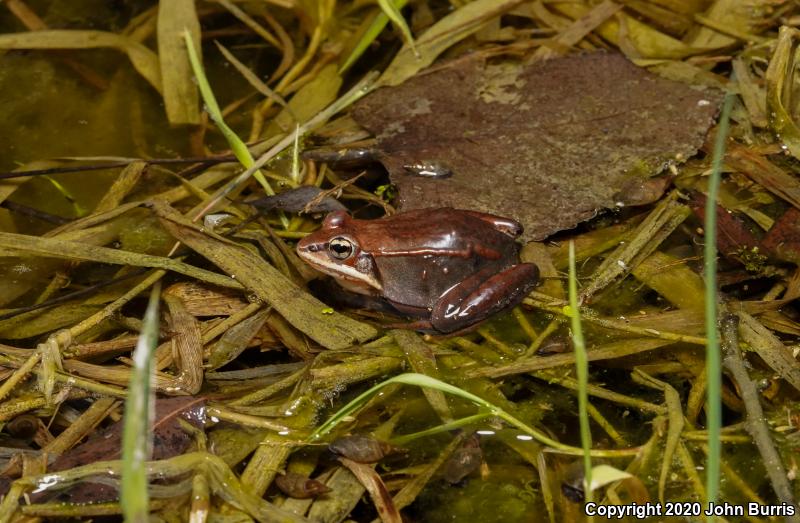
182;30;289;228
121;283;161;523
568;241;593;506
309;372;631;456
704;93;734;514
376;0;418;57
340;3;404;73
42;175;86;216
391;413;490;445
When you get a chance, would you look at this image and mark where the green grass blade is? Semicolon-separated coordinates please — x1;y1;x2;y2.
568;241;593;507
391;413;491;445
341;11;387;74
42;175;87;216
121;283;161;523
311;372;603;455
376;0;418;58
182;30;289;227
704;94;734;516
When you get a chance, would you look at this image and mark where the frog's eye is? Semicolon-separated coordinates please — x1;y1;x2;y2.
329;237;354;260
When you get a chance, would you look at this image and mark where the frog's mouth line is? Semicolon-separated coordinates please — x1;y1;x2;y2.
298;252;383;292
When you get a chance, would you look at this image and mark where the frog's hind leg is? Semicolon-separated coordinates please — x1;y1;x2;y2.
430;264;540;334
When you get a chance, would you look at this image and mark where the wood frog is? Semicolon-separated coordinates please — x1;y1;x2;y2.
296;208;539;334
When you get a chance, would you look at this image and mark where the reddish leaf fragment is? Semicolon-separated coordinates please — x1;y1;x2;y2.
688;192;763;264
339;457;402;523
352;53;721;241
762;207;800;264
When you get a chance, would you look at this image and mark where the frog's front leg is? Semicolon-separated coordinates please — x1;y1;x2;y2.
430;264;540;334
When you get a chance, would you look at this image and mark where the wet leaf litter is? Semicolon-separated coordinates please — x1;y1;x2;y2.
353;52;722;240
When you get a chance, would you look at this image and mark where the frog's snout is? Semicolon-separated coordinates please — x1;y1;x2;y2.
296;237;316;254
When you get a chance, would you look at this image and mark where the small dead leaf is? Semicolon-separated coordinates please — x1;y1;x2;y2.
329;435;403;464
5;414;39;440
442;433;483;484
726;143;800;212
632;251;705;309
275;472;332;499
247;186;346;213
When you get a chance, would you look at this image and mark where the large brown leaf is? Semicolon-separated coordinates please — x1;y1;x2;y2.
352;53;721;240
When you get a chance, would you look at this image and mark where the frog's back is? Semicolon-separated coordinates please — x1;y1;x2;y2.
358;208;521;309
354;208;517;256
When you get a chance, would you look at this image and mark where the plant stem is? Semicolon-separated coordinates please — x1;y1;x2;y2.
704;93;734;518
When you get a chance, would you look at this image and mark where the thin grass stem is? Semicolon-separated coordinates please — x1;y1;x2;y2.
569;241;593;509
704;93;734;517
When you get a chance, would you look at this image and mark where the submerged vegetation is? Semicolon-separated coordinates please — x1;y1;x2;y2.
0;0;799;521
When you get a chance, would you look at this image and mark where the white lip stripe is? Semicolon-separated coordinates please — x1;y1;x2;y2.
300;255;383;291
